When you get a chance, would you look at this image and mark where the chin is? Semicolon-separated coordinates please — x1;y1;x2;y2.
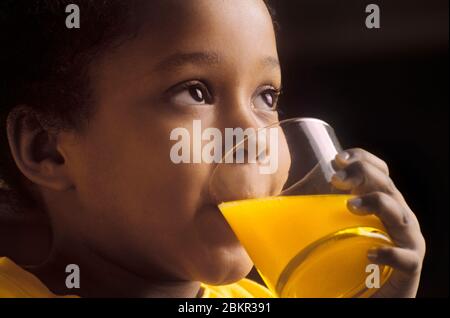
189;204;255;285
192;244;255;286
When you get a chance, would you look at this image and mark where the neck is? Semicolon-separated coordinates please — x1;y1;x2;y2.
27;240;202;298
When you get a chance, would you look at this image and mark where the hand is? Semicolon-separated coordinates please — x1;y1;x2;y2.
331;148;426;298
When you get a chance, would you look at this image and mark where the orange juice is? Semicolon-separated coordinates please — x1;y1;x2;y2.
219;195;393;298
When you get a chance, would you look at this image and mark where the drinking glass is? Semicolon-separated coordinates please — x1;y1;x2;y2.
209;118;393;298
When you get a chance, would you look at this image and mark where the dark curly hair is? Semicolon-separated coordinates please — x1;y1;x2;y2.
0;0;276;212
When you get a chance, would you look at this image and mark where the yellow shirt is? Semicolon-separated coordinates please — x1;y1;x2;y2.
0;257;273;298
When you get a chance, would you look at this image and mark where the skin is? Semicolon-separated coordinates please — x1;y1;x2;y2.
331;149;426;297
4;0;425;298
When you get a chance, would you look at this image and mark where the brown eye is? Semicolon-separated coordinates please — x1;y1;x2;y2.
189;86;205;103
253;88;280;111
171;82;213;106
262;92;274;106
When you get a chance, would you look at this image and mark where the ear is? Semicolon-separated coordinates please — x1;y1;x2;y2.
6;106;73;191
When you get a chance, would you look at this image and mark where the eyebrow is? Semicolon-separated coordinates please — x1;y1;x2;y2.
261;56;281;69
153;51;281;72
153;52;220;72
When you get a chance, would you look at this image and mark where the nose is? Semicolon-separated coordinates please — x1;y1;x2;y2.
208;97;279;203
216;94;271;162
220;94;260;130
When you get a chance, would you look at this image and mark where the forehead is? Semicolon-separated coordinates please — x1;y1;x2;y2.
145;0;274;39
92;0;279;99
102;0;277;68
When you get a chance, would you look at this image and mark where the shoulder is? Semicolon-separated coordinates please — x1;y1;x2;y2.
0;257;51;297
201;278;274;298
0;257;73;298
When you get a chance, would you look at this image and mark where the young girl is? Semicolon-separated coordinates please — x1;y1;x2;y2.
0;0;425;298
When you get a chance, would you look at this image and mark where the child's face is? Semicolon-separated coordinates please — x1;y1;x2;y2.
58;0;284;284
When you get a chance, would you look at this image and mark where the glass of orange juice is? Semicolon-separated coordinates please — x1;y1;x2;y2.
209;118;393;298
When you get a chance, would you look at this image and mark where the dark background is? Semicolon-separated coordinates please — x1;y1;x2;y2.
269;0;448;297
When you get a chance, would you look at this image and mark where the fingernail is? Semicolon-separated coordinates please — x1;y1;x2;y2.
367;248;379;261
348;197;362;209
334;170;347;181
348;198;367;215
338;152;351;161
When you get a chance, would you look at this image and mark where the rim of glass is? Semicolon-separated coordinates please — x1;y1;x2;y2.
209;117;332;175
266;117;331;129
217;117;332;163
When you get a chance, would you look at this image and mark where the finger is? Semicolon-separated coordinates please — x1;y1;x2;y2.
331;160;397;195
368;246;422;275
347;192;419;248
332;148;390;176
347;192;409;228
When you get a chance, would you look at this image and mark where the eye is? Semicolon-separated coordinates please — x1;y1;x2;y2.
253;87;281;111
170;81;213;106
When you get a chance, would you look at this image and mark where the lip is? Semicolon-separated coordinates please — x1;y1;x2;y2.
196;203;242;247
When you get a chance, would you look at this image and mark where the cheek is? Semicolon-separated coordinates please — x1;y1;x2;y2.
69;117;212;253
77;127;203;224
